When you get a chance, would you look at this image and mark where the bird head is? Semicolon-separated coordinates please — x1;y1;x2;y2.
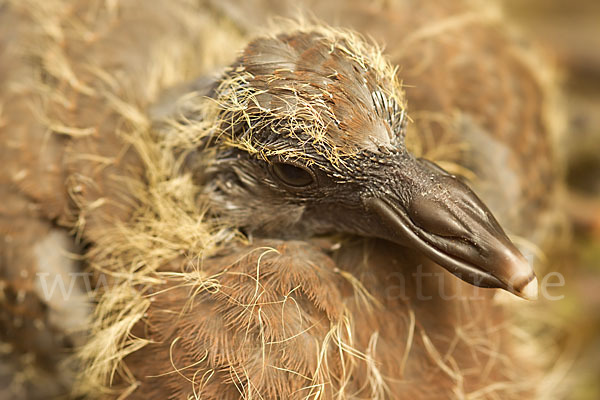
184;29;537;300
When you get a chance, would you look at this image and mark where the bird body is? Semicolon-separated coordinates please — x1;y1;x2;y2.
0;0;560;399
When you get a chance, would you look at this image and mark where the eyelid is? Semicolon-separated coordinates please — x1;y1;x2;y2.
269;158;318;189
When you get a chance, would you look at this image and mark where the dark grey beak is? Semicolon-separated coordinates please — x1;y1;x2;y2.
362;158;537;300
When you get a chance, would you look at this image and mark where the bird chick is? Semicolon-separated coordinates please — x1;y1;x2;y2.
0;1;553;396
179;30;537;299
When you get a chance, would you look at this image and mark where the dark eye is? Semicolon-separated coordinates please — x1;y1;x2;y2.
271;162;315;188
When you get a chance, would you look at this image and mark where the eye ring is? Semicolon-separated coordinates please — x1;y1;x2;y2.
269;160;316;189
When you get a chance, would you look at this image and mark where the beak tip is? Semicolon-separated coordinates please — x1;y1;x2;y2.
500;250;538;300
517;276;538;300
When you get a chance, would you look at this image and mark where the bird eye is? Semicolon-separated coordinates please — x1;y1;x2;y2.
271;162;315;188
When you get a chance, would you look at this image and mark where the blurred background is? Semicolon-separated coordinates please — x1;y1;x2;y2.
503;0;600;398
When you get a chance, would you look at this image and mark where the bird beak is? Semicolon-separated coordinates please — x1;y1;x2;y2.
362;158;538;300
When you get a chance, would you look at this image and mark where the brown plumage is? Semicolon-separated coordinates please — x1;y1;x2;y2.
0;0;560;399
